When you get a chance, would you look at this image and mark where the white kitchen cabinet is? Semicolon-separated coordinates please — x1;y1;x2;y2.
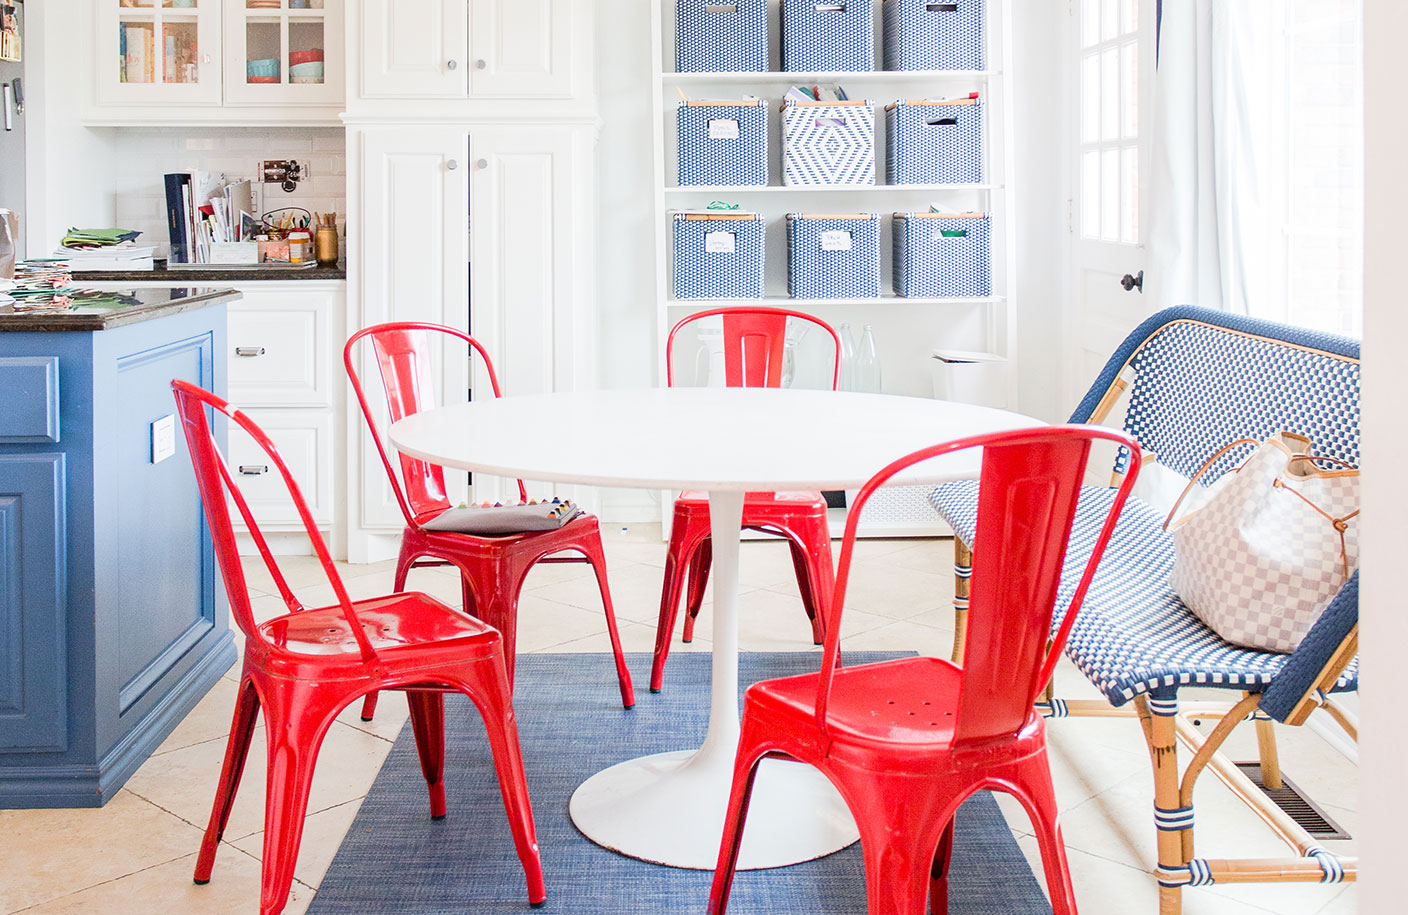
91;0;344;124
346;122;598;560
226;409;336;527
358;0;467;98
467;0;575;99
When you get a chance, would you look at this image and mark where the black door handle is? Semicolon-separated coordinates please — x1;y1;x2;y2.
1120;270;1144;293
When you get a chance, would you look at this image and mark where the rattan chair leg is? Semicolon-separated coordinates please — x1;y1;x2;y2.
952;539;971;664
1253;713;1283;790
1135;696;1186;915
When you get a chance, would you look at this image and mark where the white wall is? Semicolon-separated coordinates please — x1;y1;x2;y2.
1354;2;1404;909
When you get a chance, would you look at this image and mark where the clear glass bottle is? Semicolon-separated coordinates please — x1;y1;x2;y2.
836;322;857;392
857;324;882;394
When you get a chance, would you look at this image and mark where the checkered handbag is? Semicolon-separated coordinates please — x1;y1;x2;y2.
1164;432;1360;654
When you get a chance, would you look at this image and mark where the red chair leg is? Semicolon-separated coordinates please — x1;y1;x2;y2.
928;818;957;915
782;526;832;646
707;722;772;915
358;691;380;722
1006;755;1080;915
407;690;448;819
682;537;713;642
580;533;636;708
455;664;547;908
194;678;262;885
256;684;345;915
651;513;709;693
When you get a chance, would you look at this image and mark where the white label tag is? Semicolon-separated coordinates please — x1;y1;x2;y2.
820;230;853;251
708;119;740;140
705;231;736;253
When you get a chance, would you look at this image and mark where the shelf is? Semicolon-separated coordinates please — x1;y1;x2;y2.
661;70;999;84
665;184;999;194
667;296;1004;308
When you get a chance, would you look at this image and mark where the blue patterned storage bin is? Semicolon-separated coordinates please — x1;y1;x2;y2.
892;212;991;297
783;100;875;186
673;213;766;299
882;0;985;71
781;0;874;72
885;100;983;184
788;213;881;299
676;0;769;73
678;101;769;186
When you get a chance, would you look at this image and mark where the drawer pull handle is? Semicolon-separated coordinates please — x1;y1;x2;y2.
236;346;266;357
239;465;269;476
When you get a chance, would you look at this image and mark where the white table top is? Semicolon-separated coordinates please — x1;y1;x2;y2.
389;388;1043;492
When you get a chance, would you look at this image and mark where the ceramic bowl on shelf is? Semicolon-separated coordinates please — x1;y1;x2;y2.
247;75;282;84
288;61;324;80
288;48;324;66
290;76;324;84
246;58;281;78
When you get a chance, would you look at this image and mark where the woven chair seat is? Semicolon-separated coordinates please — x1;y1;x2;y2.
929;481;1359;707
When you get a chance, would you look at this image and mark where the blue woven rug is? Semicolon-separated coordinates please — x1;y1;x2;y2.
308;653;1051;914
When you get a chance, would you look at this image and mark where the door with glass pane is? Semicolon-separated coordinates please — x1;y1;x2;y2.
99;0;222;106
222;0;343;106
1066;0;1156;407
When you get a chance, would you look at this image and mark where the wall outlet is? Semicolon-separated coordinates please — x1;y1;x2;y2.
151;414;176;464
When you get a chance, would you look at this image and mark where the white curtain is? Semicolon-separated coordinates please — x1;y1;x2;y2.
1144;0;1289;315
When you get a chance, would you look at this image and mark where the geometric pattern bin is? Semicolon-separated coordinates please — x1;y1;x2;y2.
782;0;874;72
892;212;991;297
783;100;876;186
883;0;986;71
886;99;984;184
678;100;770;186
673;213;766;299
677;0;769;72
787;213;882;299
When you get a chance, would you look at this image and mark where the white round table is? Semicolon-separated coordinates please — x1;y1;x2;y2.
390;387;1041;870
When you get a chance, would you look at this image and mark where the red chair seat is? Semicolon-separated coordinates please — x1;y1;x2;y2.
676;490;827;506
257;593;493;659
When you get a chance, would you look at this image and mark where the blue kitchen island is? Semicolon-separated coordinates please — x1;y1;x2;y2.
0;287;239;807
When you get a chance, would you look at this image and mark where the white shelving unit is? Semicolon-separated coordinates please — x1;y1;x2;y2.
649;0;1018;536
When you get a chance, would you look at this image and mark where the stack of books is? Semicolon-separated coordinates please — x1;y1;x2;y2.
164;171;257;264
56;228;155;271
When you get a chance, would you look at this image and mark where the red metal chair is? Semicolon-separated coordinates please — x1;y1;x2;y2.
345;322;634;720
708;425;1142;915
650;306;842;693
172;380;545;915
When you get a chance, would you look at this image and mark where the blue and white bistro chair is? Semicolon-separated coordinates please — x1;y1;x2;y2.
930;306;1359;912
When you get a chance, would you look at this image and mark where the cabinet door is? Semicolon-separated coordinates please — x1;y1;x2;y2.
357;127;470;528
227;410;335;527
96;0;223;107
222;0;345;108
468;0;574;99
227;286;336;408
360;0;467;98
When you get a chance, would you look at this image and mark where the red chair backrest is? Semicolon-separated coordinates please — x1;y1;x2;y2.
666;306;842;390
171;380;378;663
344;322;528;528
817;425;1141;746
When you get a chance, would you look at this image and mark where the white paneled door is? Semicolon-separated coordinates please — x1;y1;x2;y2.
359;0;468;98
1065;0;1157;407
467;0;576;98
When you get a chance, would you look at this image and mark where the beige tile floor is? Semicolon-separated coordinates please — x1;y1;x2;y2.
0;526;1358;914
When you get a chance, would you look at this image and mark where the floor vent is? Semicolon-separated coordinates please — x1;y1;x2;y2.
1233;762;1352;840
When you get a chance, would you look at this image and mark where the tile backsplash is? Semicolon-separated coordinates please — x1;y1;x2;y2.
110;127;346;249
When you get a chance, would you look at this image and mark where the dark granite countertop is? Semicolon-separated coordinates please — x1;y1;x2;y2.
69;260;346;282
0;287;241;332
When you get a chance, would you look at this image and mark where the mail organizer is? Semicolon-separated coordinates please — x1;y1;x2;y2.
787;213;881;299
783;99;876;186
885;99;983;184
673;212;766;299
883;0;986;71
781;0;874;72
892;212;991;297
676;0;769;72
677;100;769;186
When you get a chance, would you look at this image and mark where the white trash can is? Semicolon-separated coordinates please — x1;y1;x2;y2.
930;349;1007;409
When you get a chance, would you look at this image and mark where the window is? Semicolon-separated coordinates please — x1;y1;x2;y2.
1079;0;1140;244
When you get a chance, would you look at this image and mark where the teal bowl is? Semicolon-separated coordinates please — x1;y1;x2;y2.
246;58;281;79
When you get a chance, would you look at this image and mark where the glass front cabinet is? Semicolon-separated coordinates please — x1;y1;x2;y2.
98;1;343;112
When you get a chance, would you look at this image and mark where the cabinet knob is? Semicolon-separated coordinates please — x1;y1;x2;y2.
203;54;211;65
476;158;488;170
235;346;266;357
476;59;488;70
447;159;459;170
447;59;458;70
238;465;269;476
